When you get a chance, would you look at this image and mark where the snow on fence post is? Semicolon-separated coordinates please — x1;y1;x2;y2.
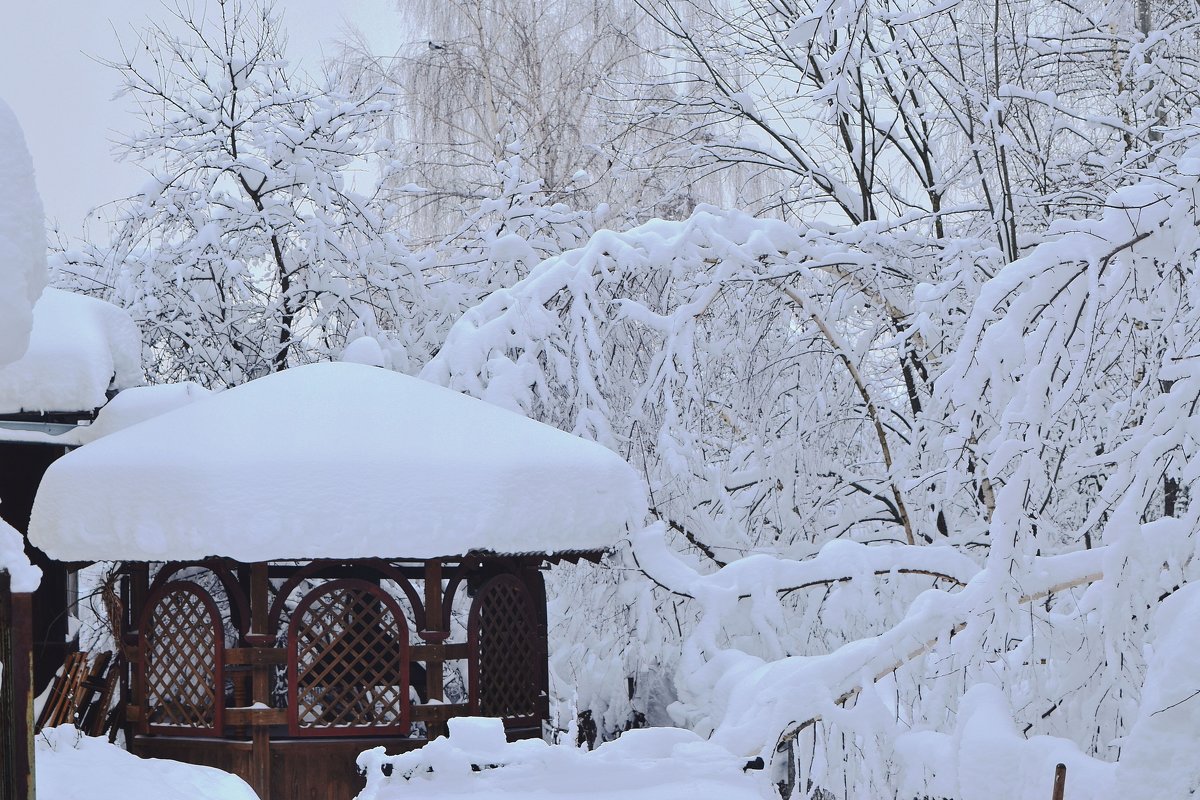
0;570;36;800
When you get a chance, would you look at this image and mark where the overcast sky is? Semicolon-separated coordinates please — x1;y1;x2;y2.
0;0;406;240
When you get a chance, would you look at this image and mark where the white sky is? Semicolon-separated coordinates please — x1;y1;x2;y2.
0;0;406;240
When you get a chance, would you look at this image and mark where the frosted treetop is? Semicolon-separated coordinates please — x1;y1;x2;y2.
0;288;144;415
29;362;647;562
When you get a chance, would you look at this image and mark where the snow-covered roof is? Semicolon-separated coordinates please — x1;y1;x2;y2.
29;362;647;562
0;288;144;415
72;382;211;445
0;382;210;446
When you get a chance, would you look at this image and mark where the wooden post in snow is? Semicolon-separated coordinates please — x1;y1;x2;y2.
1052;763;1067;800
1;571;36;800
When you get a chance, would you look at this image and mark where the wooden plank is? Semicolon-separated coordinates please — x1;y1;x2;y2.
35;651;87;731
72;651;112;727
104;703;125;744
83;660;120;737
410;702;470;725
225;647;287;666
251;725;271;800
224;707;288;727
410;642;469;661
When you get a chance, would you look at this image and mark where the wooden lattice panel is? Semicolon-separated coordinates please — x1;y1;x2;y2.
142;582;223;734
469;574;539;719
287;579;410;736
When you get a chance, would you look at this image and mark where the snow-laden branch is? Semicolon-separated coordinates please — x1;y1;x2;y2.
629;522;977;600
627;519;1108;759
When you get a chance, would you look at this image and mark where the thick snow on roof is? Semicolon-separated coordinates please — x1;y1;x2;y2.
30;362;647;562
0;97;47;367
0;288;143;414
0;382;210;446
73;382;211;445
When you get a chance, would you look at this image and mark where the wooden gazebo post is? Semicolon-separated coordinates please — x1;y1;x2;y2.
249;562;271;800
0;572;36;800
421;559;447;739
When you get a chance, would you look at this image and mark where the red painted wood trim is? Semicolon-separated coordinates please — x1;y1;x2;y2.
269;561;426;635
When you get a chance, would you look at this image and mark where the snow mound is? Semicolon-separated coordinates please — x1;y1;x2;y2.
74;382;212;444
29;362;647;562
1110;582;1200;799
341;336;386;367
0;518;39;593
893;685;1114;800
0;288;143;414
357;718;772;800
0;97;47;367
36;725;258;800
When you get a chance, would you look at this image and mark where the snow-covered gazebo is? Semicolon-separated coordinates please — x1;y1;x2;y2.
27;361;646;800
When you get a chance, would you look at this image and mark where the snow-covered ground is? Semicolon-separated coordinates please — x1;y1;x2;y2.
35;727;258;800
35;721;773;800
356;718;773;800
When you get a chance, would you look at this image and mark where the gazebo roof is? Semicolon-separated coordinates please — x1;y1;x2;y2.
28;362;646;562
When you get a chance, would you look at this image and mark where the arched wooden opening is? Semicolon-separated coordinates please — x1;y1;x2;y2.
139;580;224;735
287;578;411;737
468;573;542;725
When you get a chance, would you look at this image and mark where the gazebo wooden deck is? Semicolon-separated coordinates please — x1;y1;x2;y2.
29;362;646;800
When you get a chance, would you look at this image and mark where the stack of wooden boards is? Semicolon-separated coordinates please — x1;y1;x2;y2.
34;651;122;740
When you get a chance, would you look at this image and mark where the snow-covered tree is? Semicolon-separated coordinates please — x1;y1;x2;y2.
32;0;1200;795
337;0;746;247
421;31;1200;788
58;0;431;387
